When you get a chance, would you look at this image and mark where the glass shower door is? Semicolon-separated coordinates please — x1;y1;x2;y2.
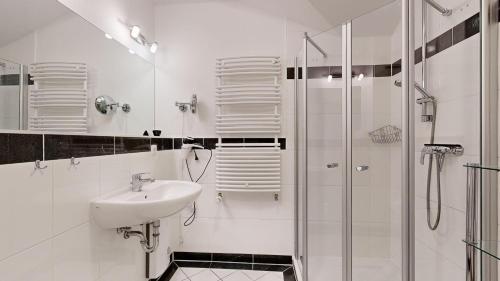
350;2;402;281
296;25;344;281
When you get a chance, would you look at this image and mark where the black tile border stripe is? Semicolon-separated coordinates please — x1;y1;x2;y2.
154;252;297;281
287;12;480;80
173;251;293;265
0;133;287;165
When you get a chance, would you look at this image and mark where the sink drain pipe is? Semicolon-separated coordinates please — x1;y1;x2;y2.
117;220;160;253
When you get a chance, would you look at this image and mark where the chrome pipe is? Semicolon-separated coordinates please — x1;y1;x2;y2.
304;32;327;58
424;0;452;16
422;0;427;88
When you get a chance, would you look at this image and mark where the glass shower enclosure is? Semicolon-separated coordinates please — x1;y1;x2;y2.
294;0;495;281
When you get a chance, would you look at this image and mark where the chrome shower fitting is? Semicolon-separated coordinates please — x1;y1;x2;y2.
425;0;452;16
175;94;197;113
394;80;436;122
420;144;463;230
420;144;464;170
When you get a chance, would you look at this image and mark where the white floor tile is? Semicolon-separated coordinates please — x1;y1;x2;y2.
223;271;253;281
241;270;268;280
180;267;207;277
257;272;284;281
189;269;220;281
171;270;188;281
211;268;237;279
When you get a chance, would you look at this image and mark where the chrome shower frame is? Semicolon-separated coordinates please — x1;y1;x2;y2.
294;0;498;280
480;0;498;279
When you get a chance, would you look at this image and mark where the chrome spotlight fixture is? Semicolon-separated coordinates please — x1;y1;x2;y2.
95;95;131;114
175;94;198;113
129;25;159;54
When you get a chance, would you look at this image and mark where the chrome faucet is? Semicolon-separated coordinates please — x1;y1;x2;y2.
131;173;155;192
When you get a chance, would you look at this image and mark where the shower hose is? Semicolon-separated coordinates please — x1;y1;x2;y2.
426;101;440;231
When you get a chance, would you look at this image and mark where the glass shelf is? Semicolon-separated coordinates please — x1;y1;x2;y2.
463;240;500;260
463;164;500;172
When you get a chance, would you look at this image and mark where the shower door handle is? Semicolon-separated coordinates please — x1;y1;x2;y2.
326;162;339;168
355;165;369;172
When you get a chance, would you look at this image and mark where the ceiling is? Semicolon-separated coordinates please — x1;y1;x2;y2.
308;0;399;28
153;0;401;36
153;0;333;31
0;0;70;47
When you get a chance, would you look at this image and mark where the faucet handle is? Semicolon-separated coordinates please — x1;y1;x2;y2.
132;172;153;181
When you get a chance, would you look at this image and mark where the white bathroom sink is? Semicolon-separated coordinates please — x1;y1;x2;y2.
91;180;202;229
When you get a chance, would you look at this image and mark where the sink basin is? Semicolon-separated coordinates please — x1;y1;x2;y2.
91;180;202;229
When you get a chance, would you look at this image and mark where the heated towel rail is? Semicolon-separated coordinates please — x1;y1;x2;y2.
215;56;282;199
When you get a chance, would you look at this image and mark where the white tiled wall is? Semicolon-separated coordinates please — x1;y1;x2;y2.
410;0;480;280
0;150;177;281
153;1;301;255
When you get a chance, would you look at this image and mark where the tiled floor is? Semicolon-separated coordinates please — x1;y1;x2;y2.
171;267;284;281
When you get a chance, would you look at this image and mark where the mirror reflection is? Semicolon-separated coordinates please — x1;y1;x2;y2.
0;0;155;136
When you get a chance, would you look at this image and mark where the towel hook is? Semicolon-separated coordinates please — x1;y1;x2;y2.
70;157;80;166
216;192;224;202
34;160;48;170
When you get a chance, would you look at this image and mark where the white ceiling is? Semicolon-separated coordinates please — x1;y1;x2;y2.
153;0;401;36
0;0;69;47
350;1;401;36
308;0;399;28
153;0;333;31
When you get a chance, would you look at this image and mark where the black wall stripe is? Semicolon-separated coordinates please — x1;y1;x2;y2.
0;133;287;165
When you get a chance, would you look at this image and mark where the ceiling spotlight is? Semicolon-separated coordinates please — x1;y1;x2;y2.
105;33;113;39
128;49;135;54
327;74;333;83
150;42;158;54
357;73;364;81
130;25;141;39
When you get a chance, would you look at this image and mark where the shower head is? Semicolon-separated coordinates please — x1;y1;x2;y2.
394;80;434;100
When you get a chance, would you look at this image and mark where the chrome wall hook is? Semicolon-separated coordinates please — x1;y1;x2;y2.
216;192;224;202
34;160;48;170
70;157;80;166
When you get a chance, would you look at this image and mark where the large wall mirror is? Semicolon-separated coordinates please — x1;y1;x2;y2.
0;0;155;136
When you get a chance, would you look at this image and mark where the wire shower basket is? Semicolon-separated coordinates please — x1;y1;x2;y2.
368;125;401;144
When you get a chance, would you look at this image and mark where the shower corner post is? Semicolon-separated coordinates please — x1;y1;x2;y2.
341;22;352;281
480;0;499;280
402;1;415;281
301;33;308;281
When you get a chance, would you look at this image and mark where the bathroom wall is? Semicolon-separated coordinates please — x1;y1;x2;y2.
152;1;315;255
399;0;480;280
0;133;178;281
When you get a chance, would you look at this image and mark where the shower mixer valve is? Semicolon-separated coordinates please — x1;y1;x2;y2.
420;144;464;170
